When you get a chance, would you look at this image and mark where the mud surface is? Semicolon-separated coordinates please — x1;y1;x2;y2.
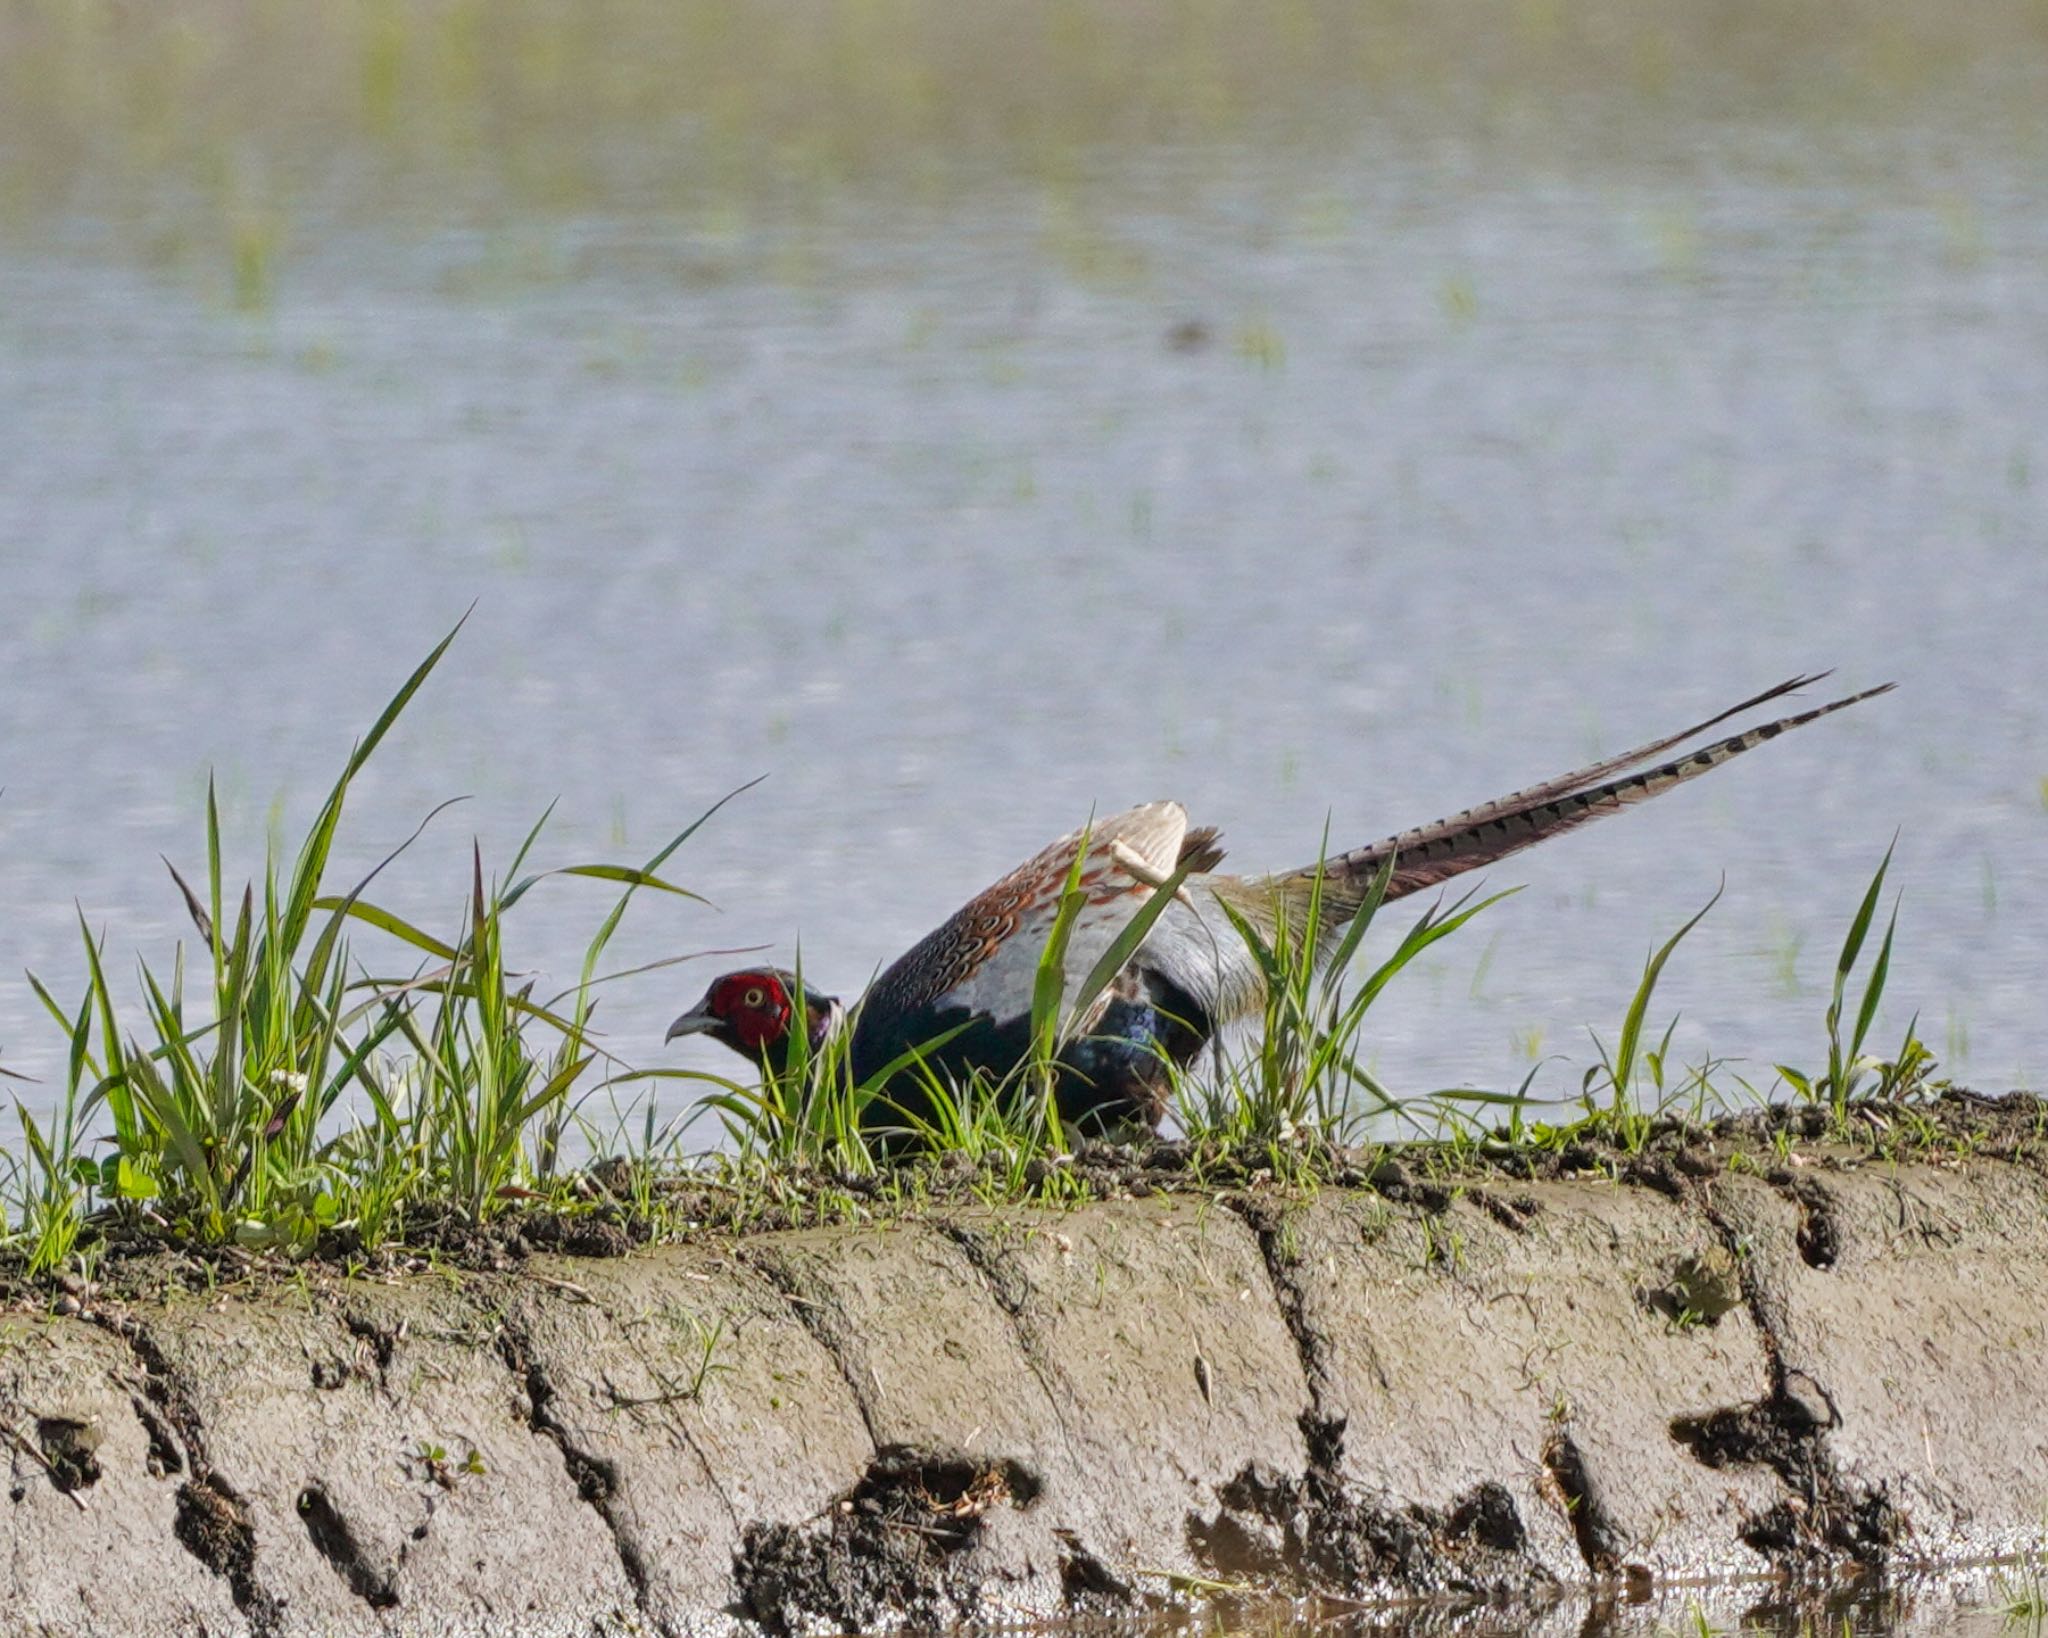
4;1095;2047;1635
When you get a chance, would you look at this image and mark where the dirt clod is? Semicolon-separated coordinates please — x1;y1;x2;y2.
1793;1182;1844;1269
35;1416;102;1492
1669;1366;1895;1565
735;1446;1044;1636
1190;1424;1558;1602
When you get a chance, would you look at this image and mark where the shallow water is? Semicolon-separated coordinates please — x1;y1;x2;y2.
1;1;2045;1139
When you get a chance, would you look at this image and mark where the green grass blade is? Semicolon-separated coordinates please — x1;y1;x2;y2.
1612;882;1721;1100
206;774;224;980
311;899;462;962
301;795;470;1013
1356;887;1520;1014
1067;859;1195;1039
73;911;138;1150
511;1054;595;1127
1030;825;1094;1059
282;612;468;951
504;796;560;886
1324;848;1399;980
504;862;706;906
1851;904;1899;1065
161;856;214;942
1830;842;1894;1030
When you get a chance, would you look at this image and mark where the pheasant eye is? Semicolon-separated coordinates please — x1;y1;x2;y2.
743;987;766;1009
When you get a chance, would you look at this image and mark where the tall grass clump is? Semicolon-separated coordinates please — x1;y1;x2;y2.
1184;846;1516;1160
20;624;467;1253
1;617;708;1268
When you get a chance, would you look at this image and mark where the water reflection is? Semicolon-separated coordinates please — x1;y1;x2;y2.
1191;1567;2037;1637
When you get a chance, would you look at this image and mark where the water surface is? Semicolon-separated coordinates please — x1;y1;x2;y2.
1;0;2044;1130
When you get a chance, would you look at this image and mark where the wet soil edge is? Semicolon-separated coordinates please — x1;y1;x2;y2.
7;1125;2048;1635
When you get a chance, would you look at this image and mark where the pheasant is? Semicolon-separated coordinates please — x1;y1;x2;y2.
667;675;1891;1136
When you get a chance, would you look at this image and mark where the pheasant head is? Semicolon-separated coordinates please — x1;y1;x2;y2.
665;968;843;1061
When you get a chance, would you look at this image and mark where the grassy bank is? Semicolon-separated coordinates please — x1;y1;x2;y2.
0;627;1973;1282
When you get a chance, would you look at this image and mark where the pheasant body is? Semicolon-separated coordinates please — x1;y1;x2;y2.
838;805;1220;1125
668;675;1893;1136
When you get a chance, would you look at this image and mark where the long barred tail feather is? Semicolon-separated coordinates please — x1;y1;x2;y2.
1374;670;1838;851
1249;677;1895;931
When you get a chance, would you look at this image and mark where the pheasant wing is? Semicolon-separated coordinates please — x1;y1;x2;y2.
853;802;1210;1066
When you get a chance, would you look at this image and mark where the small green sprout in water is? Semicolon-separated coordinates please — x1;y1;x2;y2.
1439;273;1480;324
230;212;282;312
1757;913;1805;998
1232;316;1286;371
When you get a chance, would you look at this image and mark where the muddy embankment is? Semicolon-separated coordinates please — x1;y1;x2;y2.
6;1125;2048;1637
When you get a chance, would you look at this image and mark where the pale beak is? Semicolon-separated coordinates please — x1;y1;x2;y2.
664;1007;718;1043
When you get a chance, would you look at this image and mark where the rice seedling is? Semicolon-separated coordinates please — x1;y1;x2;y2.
1577;883;1722;1149
1182;845;1517;1164
1773;844;1933;1118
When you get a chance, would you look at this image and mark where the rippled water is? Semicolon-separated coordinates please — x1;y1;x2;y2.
1;1;2044;1132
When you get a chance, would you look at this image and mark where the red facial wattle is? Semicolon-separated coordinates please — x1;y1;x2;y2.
715;973;792;1054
